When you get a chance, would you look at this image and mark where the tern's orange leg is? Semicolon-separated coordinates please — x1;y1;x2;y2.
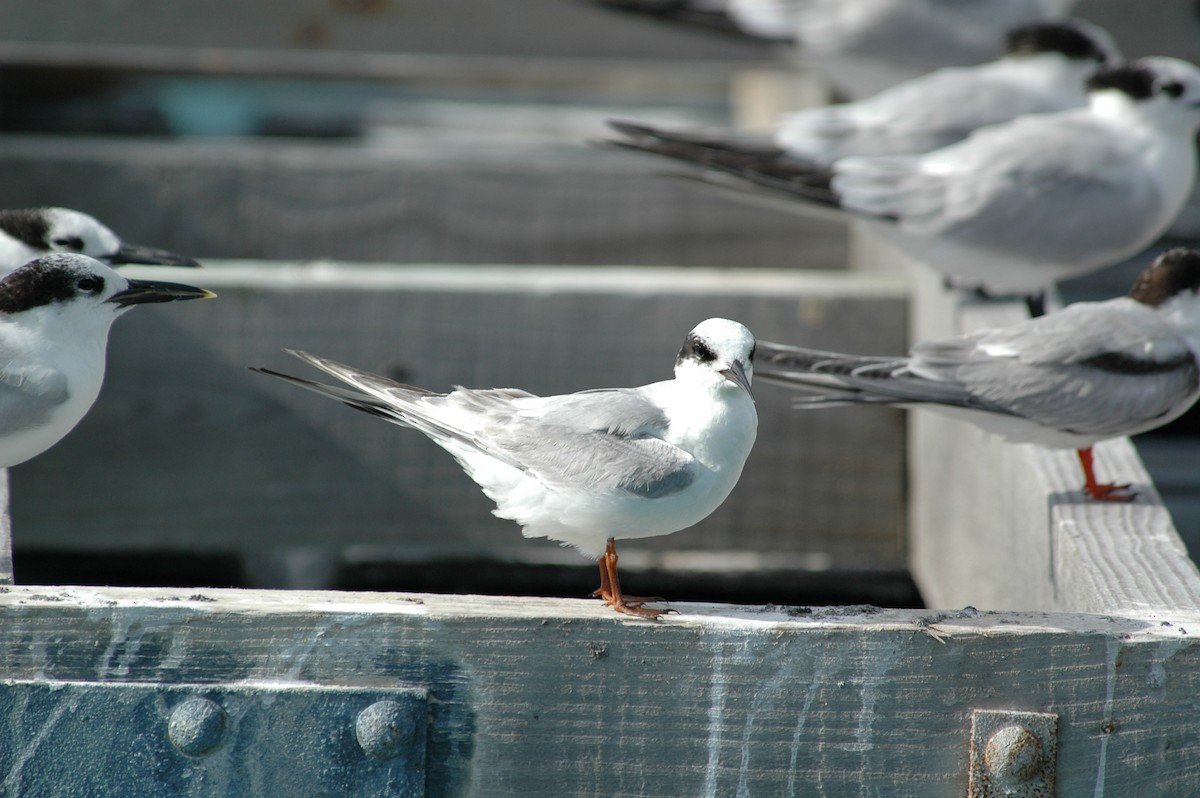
1077;447;1136;502
592;538;671;619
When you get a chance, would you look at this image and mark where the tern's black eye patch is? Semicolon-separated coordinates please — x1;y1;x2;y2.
52;236;85;253
680;335;717;365
0;254;111;313
1162;81;1185;98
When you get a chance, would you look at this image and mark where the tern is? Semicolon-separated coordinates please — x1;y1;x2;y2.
253;318;759;618
608;57;1200;309
607;19;1117;174
753;248;1200;502
0;253;214;468
0;207;200;274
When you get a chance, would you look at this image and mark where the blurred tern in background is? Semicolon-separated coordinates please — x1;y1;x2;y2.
597;0;1081;96
611;19;1119;170
754;248;1200;502
0;253;214;468
0;207;200;275
609;57;1200;312
253;318;758;619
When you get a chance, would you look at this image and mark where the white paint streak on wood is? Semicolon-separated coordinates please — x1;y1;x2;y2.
786;655;830;798
1094;636;1122;798
702;644;729;798
0;469;11;585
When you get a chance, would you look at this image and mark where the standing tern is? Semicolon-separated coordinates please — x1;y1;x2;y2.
0;207;200;274
753;248;1200;502
608;57;1200;307
253;318;759;618
0;253;214;468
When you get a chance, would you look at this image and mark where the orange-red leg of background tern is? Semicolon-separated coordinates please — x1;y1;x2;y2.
592;537;671;619
1077;447;1136;502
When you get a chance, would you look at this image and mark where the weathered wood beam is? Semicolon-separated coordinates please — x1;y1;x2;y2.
0;585;1195;796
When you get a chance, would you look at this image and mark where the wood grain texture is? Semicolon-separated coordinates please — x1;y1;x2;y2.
0;470;10;585
848;229;1200;615
0;586;1196;797
0;0;774;62
10;263;909;581
0;135;848;271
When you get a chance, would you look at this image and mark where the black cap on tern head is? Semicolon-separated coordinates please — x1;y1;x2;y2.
1128;248;1200;307
0;253;213;315
1004;20;1115;64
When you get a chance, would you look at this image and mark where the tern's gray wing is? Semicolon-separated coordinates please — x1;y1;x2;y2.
483;388;700;498
259;352;699;499
0;363;69;434
921;302;1200;437
835;113;1168;264
778;65;1070;162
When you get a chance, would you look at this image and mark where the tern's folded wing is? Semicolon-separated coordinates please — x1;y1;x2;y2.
0;364;69;434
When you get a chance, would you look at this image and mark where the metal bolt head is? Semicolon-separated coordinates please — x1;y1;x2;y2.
167;697;227;757
356;700;418;761
984;724;1044;785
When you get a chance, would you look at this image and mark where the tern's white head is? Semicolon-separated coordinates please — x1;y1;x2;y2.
0;207;200;275
675;317;756;398
0;252;215;336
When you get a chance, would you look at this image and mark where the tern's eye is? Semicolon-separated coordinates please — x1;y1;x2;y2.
1162;81;1185;98
52;237;85;252
76;276;103;294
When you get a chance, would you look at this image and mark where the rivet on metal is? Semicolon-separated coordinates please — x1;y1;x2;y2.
968;709;1058;798
985;725;1044;785
356;699;418;761
167;697;227;757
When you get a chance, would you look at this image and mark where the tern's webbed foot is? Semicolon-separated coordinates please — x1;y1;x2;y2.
606;597;674;619
1084;482;1137;502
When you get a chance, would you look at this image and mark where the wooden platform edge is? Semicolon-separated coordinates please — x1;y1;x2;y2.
0;586;1196;796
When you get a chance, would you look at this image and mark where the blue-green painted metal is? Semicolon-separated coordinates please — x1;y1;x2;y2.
0;680;428;797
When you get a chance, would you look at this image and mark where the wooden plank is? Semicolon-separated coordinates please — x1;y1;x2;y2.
9;262;910;586
0;585;1196;796
0;0;774;64
0;471;10;585
847;227;1200;615
0;135;848;271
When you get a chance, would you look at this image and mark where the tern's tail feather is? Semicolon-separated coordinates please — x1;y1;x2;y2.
754;341;919;406
594;1;761;40
602;119;842;209
253;350;535;476
249;365;404;423
755;340;989;410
